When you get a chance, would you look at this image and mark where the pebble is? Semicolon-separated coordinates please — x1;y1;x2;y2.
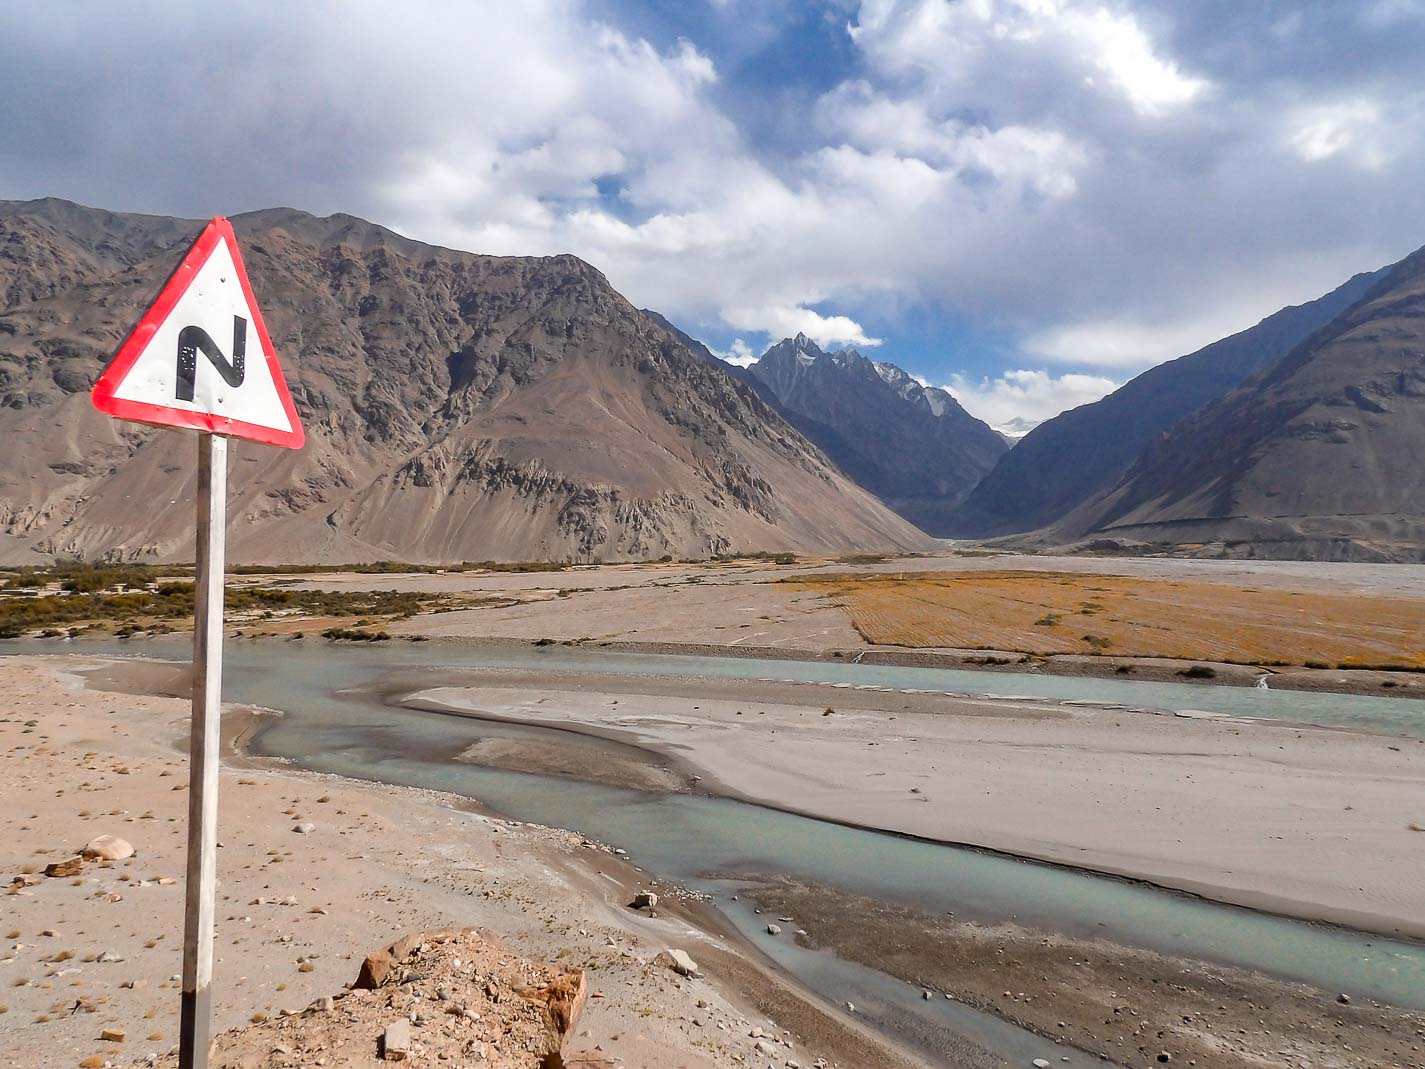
293;822;316;834
766;924;781;936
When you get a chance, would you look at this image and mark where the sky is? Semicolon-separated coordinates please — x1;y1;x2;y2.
3;1;1425;433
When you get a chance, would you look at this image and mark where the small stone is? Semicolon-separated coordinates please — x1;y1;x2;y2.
97;949;125;963
83;835;134;862
1337;993;1351;1005
44;856;84;878
383;1018;411;1061
629;890;658;910
922;990;932;1000
766;924;781;936
1033;1060;1052;1069
100;1028;126;1042
293;823;316;834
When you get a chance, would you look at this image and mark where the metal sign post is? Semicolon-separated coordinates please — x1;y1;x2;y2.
179;432;227;1067
90;217;303;1068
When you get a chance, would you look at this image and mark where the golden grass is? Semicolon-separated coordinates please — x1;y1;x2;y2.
789;570;1425;667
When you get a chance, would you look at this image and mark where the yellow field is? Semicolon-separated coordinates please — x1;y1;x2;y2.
789;570;1425;667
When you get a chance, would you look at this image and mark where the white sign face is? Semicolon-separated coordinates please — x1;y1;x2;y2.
92;217;304;449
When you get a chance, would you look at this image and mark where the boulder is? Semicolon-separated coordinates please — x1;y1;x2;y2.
82;834;134;861
654;948;703;979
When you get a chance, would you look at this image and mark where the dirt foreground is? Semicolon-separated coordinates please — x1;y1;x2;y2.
0;656;924;1069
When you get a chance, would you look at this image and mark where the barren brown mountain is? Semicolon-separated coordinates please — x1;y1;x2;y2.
950;265;1387;537
0;198;932;564
1058;242;1425;561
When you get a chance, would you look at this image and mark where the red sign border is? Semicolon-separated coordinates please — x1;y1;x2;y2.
90;216;305;449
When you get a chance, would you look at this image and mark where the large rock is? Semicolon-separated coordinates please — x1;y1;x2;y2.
529;969;589;1036
654;948;703;979
82;834;134;861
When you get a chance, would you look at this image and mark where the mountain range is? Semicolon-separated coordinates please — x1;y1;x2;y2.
951;267;1388;537
1054;244;1425;561
0;198;931;564
5;196;1424;565
741;334;1007;533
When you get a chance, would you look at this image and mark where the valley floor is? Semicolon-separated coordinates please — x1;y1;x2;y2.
406;671;1425;939
4;642;1425;1068
252;551;1425;697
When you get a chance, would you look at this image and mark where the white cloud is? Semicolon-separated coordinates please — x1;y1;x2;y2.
1286;99;1395;169
3;0;1424;398
717;338;759;367
1020;260;1393;368
945;369;1121;431
850;0;1209;118
724;304;882;348
1024;316;1222;367
817;80;1087;198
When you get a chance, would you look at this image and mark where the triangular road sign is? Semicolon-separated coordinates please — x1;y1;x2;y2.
91;216;304;448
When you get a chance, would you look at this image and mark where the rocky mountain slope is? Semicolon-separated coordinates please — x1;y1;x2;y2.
1058;243;1425;561
0;198;932;564
951;266;1387;536
746;334;1008;533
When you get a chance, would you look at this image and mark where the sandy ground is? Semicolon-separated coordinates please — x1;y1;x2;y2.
744;877;1425;1069
406;673;1425;940
0;656;926;1069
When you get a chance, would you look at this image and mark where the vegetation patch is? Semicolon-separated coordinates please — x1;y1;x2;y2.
321;627;392;642
0;561;512;638
782;569;1425;668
